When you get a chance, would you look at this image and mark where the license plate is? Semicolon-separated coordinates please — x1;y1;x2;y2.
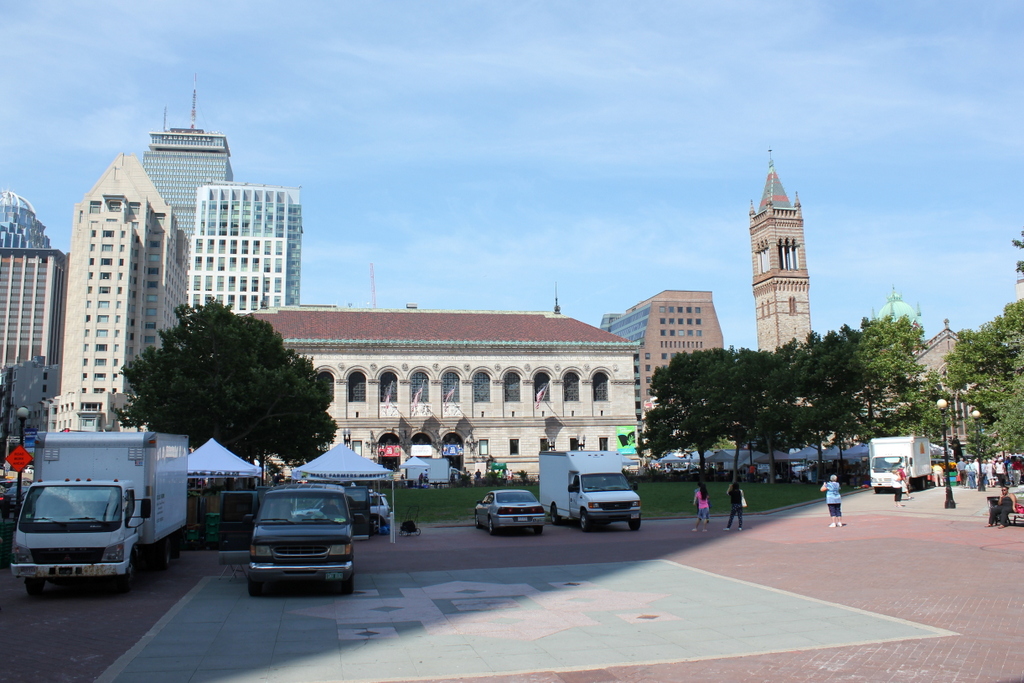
325;572;345;581
515;517;525;522
630;513;639;519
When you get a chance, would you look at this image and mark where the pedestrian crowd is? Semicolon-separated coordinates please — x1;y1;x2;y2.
955;455;1022;489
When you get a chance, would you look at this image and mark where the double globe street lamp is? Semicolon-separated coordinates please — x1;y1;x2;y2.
936;399;956;509
971;409;985;492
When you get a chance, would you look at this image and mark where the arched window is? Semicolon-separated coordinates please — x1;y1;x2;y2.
592;372;609;402
317;371;334;386
563;372;580;402
473;372;490;403
347;371;366;402
534;372;550;404
410;371;429;402
504;372;521;402
442;371;460;402
379;371;397;403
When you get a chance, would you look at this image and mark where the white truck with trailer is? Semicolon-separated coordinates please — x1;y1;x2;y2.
869;436;933;494
540;450;641;532
10;432;188;595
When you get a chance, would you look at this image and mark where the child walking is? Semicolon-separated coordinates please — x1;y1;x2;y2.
693;484;711;531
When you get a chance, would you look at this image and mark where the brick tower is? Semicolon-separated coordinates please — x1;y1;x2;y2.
749;160;811;350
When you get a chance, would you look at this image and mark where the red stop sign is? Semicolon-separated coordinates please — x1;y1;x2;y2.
6;445;33;472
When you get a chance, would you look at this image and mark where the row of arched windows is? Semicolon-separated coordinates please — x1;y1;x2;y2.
320;369;610;403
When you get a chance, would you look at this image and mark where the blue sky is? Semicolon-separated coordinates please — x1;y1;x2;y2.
3;1;1022;349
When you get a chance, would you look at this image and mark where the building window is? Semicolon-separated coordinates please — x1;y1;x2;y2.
695;307;701;314
410;372;429;402
503;372;521;402
592;372;609;401
442;372;460;403
534;372;550;404
478;439;489;456
379;372;397;403
540;438;551;452
563;372;580;402
473;372;490;402
644;353;650;360
509;439;520;456
144;336;156;344
660;330;666;336
599;437;608;451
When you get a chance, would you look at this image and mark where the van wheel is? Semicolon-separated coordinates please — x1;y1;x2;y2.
25;579;45;596
580;510;593;532
628;517;642;531
549;504;562;525
151;537;171;571
247;577;263;597
340;573;355;595
115;551;136;594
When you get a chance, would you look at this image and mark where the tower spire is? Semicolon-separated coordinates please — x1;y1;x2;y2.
554;283;561;315
190;74;197;129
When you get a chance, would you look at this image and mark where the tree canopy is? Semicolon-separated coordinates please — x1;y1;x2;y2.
118;301;337;465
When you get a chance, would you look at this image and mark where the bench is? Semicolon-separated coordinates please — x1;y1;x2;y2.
987;497;1024;526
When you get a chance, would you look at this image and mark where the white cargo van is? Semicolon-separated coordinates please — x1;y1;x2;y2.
540;450;641;531
11;432;188;595
869;436;933;493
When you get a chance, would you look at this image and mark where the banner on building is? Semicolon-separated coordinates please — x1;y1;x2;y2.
616;426;637;455
410;444;433;457
442;443;463;457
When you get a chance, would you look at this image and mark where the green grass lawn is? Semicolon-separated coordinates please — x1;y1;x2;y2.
380;481;848;524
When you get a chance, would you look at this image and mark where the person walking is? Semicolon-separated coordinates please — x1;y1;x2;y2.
967;458;978;489
988;487;1018;528
724;482;744;531
932;462;944;488
820;474;844;527
692;484;711;532
956;458;967;487
984;459;995;489
995;457;1007;487
892;467;905;507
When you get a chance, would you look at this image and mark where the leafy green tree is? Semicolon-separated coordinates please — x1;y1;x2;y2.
854;315;930;439
118;301;337;467
643;347;735;484
946;300;1024;421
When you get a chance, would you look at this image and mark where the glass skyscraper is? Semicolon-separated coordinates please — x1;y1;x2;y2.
187;183;302;312
0;190;52;248
142;128;233;235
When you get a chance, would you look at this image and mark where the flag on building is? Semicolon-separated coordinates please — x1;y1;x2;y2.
535;383;548;409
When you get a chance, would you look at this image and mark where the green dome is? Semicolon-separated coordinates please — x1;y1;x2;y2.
875;290;922;327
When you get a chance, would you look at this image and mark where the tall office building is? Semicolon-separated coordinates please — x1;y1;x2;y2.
187;183;302;311
0;190;52;248
55;154;188;432
142;127;232;235
749;159;811;350
602;290;723;417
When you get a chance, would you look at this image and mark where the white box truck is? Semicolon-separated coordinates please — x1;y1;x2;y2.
540;450;641;532
869;436;932;493
427;457;459;484
10;432;188;595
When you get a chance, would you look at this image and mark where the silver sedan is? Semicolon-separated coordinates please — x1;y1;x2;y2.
474;489;545;535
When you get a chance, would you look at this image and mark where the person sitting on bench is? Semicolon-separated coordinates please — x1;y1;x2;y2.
988;487;1018;528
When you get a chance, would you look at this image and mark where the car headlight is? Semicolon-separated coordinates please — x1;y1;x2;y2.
101;543;124;562
329;544;352;556
250;545;272;558
12;543;32;564
631;501;641;508
588;502;601;509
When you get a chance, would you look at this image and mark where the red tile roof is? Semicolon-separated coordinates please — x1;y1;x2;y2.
254;308;629;344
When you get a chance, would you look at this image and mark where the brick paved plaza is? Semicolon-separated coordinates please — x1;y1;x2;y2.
4;484;1021;683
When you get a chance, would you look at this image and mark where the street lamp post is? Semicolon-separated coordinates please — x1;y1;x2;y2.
971;409;985;492
15;405;29;517
937;399;956;509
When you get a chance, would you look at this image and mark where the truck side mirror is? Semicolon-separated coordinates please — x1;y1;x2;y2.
632;482;638;491
567;484;575;493
139;499;152;519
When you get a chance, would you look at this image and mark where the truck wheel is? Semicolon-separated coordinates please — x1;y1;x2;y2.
628;517;642;531
247;577;263;597
169;531;182;559
370;515;382;536
151;537;171;571
873;488;882;494
340;573;355;595
580;510;593;532
115;551;136;594
25;579;45;596
549;504;562;525
488;516;498;536
533;525;544;535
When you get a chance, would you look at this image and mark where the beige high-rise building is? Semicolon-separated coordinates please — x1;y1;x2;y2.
55;154;188;432
750;160;811;350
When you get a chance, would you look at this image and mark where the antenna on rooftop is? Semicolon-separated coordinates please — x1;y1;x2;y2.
554;282;561;315
163;106;167;132
370;263;377;308
190;74;197;129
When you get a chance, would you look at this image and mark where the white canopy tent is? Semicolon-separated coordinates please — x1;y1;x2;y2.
790;446;822;460
822;444;869;461
752;450;802;464
293;443;391;481
657;452;694;465
707;449;767;466
400;456;432;476
187;439;261;478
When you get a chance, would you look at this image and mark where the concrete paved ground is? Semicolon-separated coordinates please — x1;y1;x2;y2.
3;483;1021;682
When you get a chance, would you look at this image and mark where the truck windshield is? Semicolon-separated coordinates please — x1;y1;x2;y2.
22;485;123;523
872;456;904;473
581;473;631;493
259;493;349;523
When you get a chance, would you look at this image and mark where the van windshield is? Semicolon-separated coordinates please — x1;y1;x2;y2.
581;473;631;492
259;493;349;523
872;456;904;473
22;485;123;524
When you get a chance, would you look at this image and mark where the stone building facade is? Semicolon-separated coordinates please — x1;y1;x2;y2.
255;306;638;475
750;160;812;350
